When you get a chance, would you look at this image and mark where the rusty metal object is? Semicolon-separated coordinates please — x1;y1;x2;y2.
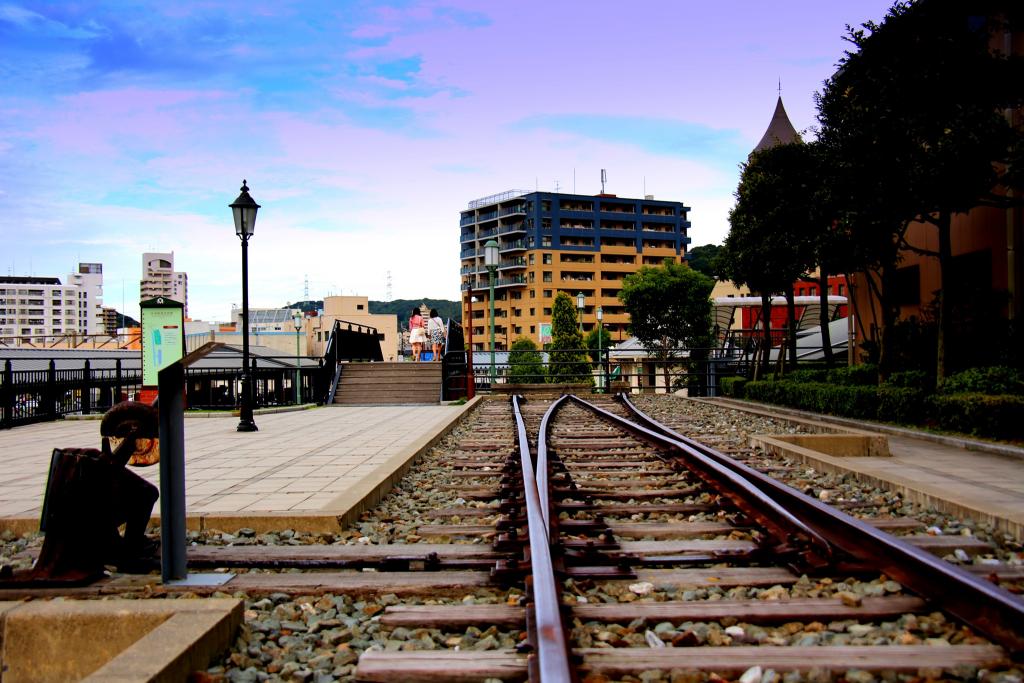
511;395;574;683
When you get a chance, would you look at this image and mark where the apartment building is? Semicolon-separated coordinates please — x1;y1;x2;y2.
141;252;188;314
460;190;691;350
0;263;105;343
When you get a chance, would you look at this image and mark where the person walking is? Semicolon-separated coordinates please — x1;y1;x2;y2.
428;308;446;362
409;307;426;362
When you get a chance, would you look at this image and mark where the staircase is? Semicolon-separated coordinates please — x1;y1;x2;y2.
332;362;443;406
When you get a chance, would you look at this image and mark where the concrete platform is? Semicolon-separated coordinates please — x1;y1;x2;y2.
698;397;1024;539
0;400;479;535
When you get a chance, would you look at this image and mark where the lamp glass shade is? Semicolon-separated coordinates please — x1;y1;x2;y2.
484;240;499;268
293;311;303;330
229;180;260;238
596;306;603;321
576;292;585;309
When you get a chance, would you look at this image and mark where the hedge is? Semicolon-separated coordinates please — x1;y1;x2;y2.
720;376;748;398
939;366;1024;396
928;393;1024;439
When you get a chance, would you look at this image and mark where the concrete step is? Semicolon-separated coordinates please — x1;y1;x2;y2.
333;362;443;405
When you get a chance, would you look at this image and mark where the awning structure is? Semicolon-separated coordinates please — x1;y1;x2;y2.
713;295;847;334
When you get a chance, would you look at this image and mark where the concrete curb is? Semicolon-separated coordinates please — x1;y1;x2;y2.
0;598;242;683
694;396;1024;462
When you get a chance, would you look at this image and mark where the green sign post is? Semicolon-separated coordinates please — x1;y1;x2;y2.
141;297;185;388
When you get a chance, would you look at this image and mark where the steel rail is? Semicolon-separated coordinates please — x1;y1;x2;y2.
511;395;574;683
567;395;834;568
618;393;1024;655
536;395;569;533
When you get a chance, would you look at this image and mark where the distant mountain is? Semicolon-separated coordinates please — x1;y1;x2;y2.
117;311;139;328
283;299;461;322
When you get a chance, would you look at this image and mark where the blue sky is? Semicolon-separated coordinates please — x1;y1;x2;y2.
0;1;895;322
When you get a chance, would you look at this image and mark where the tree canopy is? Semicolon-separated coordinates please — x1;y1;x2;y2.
816;0;1024;378
546;292;592;384
685;244;722;280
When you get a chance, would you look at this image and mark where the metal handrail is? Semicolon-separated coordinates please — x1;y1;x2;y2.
511;395;573;683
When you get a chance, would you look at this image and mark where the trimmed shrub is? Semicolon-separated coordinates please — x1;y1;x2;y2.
825;364;878;386
720;376;748;398
877;386;928;424
885;370;934;391
928;393;1024;439
939;366;1024;396
784;368;828;383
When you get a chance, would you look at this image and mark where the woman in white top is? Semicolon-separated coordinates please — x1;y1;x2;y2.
427;309;446;362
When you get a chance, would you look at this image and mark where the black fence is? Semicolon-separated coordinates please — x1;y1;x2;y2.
0;356;319;429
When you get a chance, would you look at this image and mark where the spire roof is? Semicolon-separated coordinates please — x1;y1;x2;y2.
753;96;801;152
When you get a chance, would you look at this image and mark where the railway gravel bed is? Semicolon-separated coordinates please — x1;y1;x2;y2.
1;396;1022;683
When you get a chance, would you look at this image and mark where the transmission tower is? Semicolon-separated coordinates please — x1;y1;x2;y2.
304;274;309;300
386;271;393;302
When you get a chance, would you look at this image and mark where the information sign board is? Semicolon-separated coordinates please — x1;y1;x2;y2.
141;298;185;387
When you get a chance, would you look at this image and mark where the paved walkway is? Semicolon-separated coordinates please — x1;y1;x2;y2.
0;403;472;533
704;397;1024;538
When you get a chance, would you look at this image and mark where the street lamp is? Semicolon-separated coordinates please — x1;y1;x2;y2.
230;180;260;432
576;291;585;334
292;309;303;405
596;306;604;392
484;239;499;385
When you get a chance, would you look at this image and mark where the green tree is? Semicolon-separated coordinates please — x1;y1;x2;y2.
816;0;1024;379
619;259;714;391
722;143;822;376
507;336;545;384
584;325;613;363
546;292;592;384
686;244;722;280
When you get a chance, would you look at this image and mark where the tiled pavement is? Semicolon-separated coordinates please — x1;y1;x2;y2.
705;397;1024;538
0;404;469;529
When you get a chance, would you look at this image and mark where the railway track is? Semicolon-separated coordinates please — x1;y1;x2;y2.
2;394;1023;682
352;393;1024;682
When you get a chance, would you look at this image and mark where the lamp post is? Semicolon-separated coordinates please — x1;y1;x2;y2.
576;291;585;334
230;180;260;432
484;239;499;385
466;291;476;400
292;309;303;405
596;306;604;392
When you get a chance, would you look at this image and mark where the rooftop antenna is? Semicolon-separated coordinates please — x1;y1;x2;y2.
778;78;782;96
600;169;607;194
554;180;561;193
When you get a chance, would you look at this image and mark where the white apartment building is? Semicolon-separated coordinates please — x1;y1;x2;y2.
0;263;105;342
141;252;188;314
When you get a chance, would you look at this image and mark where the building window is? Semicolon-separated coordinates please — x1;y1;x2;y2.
529;290;536;298
838;284;845;296
358;304;365;310
511;291;522;300
543;308;552;316
542;254;552;265
541;200;551;212
530;325;535;333
542;271;552;283
529;308;535;316
543;289;552;298
528;272;535;283
541;218;551;229
541;236;552;247
528;254;535;265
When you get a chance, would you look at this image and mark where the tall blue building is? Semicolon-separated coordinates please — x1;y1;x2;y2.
460;190;691;350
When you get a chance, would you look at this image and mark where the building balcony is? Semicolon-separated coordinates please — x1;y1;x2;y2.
499;222;526;236
498;205;526;217
460;247;482;258
499;240;527;253
461;231;476;243
460;215;476;227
